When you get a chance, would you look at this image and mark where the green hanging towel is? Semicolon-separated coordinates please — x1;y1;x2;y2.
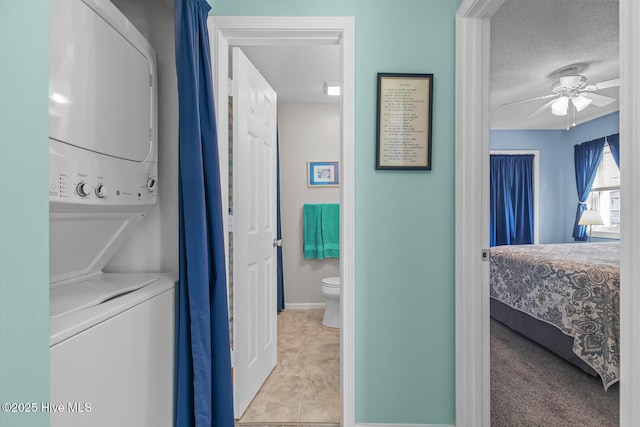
303;204;340;259
303;204;323;258
320;203;340;258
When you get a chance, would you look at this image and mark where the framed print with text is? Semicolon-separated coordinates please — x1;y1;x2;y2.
375;73;433;170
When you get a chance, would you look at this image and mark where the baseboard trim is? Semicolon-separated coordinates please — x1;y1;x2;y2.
356;423;454;427
284;302;326;310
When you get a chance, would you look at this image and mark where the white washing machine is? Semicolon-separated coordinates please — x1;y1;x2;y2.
48;1;176;426
50;274;176;427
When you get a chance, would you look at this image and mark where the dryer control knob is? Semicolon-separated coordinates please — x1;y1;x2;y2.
76;182;90;198
146;178;156;192
95;184;108;199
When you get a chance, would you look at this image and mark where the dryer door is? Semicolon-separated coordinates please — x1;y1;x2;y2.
49;0;154;162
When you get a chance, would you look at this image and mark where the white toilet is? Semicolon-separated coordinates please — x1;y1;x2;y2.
320;276;341;328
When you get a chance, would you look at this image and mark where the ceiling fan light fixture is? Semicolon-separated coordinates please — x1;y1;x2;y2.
558;75;587;90
572;95;593;112
551;96;569;116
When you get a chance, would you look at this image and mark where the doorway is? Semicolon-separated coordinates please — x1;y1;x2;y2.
456;0;640;425
208;16;355;426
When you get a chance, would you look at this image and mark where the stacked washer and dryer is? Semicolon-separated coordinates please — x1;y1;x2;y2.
48;1;176;426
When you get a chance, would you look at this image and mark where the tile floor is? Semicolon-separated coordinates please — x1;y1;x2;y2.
236;309;340;425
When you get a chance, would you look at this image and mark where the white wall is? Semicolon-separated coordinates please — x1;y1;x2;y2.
278;104;341;305
105;0;179;275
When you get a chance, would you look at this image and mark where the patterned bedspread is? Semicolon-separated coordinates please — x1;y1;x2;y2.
490;242;620;390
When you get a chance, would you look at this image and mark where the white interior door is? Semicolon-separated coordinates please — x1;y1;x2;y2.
231;47;278;419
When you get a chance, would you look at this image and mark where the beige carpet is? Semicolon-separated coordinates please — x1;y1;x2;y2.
491;318;619;426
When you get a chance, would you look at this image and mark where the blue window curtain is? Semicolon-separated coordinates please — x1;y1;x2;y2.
174;0;234;426
607;133;620;168
276;130;285;312
572;138;606;241
490;154;534;247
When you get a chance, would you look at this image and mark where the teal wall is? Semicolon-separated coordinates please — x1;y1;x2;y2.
0;2;50;427
490;112;620;244
211;1;457;424
0;1;458;425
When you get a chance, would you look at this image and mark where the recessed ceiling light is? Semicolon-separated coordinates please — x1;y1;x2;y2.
324;81;340;96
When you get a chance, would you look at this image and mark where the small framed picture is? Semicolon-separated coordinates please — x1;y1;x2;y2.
307;161;340;187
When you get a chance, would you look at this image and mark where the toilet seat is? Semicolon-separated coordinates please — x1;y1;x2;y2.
321;276;341;288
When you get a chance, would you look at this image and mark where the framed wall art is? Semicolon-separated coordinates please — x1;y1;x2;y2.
375;73;433;170
307;161;340;187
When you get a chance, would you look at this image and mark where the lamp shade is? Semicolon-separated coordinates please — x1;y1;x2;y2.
551;96;569;116
572;95;593;112
578;209;604;226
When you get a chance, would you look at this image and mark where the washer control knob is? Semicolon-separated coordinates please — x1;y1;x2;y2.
95;184;108;199
76;182;90;198
146;178;156;192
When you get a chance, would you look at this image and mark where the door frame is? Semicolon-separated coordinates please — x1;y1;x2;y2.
456;0;640;425
208;16;355;426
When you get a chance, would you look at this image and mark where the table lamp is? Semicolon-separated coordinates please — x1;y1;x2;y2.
578;209;604;242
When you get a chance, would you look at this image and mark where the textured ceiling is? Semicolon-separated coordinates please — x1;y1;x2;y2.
238;0;619;128
490;0;619;129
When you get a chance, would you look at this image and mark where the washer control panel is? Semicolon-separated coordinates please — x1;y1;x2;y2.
49;139;157;211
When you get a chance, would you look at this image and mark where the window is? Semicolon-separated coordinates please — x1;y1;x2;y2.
587;144;620;238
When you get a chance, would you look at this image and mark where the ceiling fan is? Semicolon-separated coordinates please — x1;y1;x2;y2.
502;75;619;119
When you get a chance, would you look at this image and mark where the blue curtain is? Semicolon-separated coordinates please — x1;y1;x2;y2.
276;130;285;312
607;133;620;168
490;154;534;247
572;138;605;241
174;0;234;426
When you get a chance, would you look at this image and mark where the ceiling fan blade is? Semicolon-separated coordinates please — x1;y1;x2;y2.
583;92;617;107
583;78;620;91
526;99;557;118
500;93;558;107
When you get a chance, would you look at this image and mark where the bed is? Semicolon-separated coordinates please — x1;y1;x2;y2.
490;242;620;390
